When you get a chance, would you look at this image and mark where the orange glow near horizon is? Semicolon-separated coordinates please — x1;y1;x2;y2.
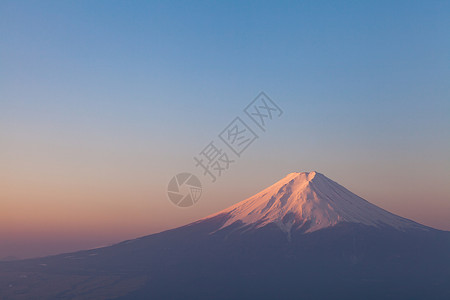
2;162;450;259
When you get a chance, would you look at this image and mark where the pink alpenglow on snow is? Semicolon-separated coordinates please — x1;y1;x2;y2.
204;172;427;238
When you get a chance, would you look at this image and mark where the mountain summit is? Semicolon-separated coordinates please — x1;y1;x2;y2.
205;171;426;237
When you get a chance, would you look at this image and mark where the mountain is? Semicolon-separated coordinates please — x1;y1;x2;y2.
1;172;450;300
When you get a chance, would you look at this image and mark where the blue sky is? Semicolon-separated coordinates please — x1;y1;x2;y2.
1;1;449;258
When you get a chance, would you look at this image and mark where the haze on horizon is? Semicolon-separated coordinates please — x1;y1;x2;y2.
1;1;449;259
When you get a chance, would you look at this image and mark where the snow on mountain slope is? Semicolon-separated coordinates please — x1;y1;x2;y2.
205;172;427;236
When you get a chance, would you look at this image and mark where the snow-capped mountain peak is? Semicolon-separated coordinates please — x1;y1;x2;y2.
206;171;426;235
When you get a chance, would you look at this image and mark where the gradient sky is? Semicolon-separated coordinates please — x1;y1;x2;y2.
1;1;449;259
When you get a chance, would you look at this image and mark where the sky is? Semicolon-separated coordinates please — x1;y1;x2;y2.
1;1;449;259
